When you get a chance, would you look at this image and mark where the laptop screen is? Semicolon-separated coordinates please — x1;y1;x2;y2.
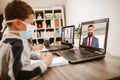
80;18;109;53
61;25;75;45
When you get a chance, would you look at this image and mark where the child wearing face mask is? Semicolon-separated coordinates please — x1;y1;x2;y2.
1;20;44;51
0;0;53;80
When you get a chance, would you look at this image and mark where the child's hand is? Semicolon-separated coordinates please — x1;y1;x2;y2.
39;52;53;66
32;44;44;50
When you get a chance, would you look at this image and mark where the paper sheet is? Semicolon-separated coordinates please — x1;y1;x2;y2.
49;57;69;67
30;57;69;67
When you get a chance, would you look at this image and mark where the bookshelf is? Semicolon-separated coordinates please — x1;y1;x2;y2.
32;7;65;45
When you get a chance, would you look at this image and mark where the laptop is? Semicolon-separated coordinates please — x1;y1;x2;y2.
46;25;75;51
55;18;109;63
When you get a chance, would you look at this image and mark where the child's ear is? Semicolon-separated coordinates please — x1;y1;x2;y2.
13;19;21;30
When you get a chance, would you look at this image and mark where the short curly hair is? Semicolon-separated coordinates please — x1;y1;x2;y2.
4;0;34;21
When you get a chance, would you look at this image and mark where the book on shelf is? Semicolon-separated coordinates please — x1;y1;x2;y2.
32;32;37;39
42;21;45;28
37;32;41;38
51;19;62;28
58;28;62;37
40;31;44;38
50;18;63;28
51;20;54;28
54;19;57;27
58;19;62;27
38;31;55;39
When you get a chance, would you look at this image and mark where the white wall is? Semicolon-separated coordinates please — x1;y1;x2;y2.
0;0;9;14
65;0;120;57
23;0;66;9
0;0;66;14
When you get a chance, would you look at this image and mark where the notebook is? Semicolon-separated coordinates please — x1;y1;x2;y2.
55;18;109;63
46;25;75;51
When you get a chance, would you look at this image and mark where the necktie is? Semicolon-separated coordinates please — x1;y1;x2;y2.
88;37;91;47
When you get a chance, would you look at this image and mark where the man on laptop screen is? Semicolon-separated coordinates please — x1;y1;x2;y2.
82;24;99;48
80;20;107;49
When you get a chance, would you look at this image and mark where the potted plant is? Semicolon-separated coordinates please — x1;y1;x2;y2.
75;24;81;39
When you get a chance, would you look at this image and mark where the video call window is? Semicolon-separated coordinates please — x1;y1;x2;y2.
62;27;74;44
80;22;107;49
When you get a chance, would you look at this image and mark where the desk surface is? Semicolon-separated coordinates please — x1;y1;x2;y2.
36;53;120;80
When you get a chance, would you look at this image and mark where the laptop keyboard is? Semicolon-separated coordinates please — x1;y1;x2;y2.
56;49;101;60
71;50;100;58
80;50;101;58
58;51;80;60
48;45;70;51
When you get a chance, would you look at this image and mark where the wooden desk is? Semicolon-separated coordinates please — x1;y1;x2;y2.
36;53;120;80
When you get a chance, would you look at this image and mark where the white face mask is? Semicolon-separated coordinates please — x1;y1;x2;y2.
2;20;35;39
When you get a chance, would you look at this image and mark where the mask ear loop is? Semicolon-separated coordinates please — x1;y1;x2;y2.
1;19;6;33
0;21;7;40
1;26;7;33
1;20;16;32
1;19;7;34
0;20;15;40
